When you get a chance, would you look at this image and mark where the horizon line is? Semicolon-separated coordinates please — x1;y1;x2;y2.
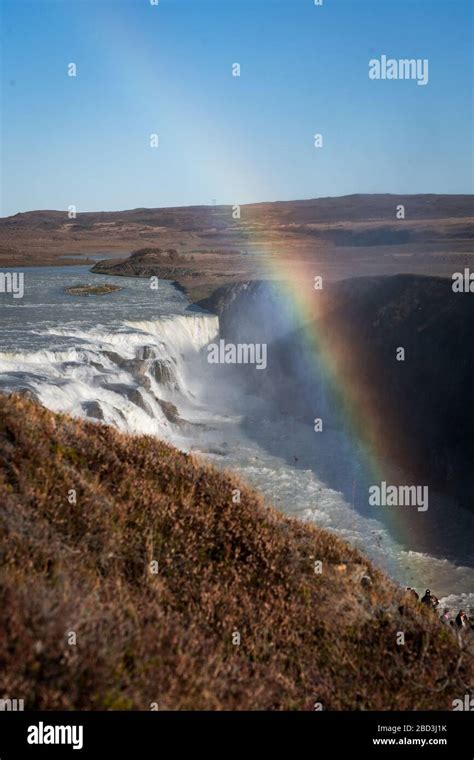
2;191;473;220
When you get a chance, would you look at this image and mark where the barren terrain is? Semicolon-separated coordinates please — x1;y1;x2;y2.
1;194;472;302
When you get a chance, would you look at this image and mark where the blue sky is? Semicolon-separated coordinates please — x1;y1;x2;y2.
1;0;472;216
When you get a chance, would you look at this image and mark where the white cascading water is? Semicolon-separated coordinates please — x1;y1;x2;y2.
0;313;219;438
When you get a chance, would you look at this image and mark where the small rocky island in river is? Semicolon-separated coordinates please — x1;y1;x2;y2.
65;283;123;297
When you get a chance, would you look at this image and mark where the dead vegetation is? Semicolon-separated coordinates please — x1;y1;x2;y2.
0;394;471;710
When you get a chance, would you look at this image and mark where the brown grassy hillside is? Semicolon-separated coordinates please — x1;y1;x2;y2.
0;394;471;710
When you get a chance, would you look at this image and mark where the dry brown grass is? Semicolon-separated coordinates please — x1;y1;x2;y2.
0;394;471;710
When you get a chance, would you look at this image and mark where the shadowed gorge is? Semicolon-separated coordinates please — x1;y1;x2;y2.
199;275;474;520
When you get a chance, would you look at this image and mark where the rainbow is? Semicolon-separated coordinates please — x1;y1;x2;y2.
222;228;414;580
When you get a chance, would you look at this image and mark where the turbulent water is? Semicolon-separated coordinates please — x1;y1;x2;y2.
1;266;473;613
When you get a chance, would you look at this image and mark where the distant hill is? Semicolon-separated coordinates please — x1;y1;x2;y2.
2;194;473;228
1;194;472;299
